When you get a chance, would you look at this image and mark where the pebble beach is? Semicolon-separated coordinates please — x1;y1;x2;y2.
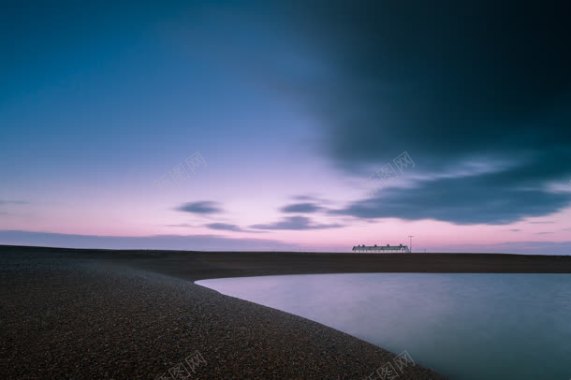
0;246;449;379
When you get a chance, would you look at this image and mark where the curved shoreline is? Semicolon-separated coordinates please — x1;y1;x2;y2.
0;246;446;379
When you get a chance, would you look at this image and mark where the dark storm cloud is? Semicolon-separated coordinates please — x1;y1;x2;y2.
177;201;222;215
281;202;323;213
251;216;342;231
275;0;571;224
335;173;571;225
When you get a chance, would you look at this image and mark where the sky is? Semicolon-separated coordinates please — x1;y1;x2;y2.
1;0;571;253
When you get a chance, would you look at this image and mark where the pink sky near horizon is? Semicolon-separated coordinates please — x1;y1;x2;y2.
2;174;570;252
2;2;571;254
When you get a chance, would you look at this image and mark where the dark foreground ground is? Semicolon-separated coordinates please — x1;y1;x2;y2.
2;246;571;379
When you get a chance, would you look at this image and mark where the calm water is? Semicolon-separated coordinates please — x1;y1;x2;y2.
197;274;571;380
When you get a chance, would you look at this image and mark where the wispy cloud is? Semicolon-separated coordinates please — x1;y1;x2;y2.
205;223;263;233
0;200;28;205
281;202;323;214
0;230;298;251
165;223;195;228
206;223;244;232
251;216;343;231
177;201;222;215
0;200;28;216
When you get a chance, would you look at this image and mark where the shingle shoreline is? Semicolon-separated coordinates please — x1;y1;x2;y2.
0;247;445;379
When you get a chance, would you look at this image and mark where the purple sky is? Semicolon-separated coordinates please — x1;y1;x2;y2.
1;1;570;253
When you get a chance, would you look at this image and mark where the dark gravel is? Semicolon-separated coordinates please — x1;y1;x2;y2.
0;248;445;379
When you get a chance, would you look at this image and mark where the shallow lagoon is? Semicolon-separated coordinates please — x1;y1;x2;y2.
198;273;571;380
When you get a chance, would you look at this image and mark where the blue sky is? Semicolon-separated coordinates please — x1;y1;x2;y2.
1;1;571;253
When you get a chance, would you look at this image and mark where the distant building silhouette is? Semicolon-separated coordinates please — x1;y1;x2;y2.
352;244;410;253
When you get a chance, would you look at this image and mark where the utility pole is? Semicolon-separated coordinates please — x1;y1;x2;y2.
408;235;414;253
